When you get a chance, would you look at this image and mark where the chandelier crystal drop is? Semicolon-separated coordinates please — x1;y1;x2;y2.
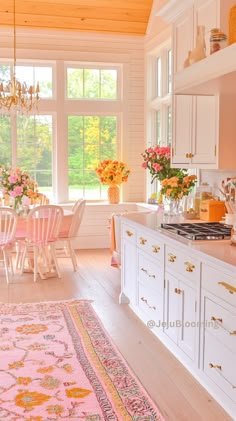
0;0;40;113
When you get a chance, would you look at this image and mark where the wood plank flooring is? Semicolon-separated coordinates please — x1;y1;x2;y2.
0;249;233;421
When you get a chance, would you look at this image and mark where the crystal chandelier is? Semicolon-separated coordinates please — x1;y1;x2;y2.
0;0;40;112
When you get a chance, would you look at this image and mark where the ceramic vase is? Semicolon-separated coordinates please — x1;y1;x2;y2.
107;185;120;204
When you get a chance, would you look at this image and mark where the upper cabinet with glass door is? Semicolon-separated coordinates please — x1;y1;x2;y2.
159;0;236;170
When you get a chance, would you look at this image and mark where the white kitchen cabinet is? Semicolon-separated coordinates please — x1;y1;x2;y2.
120;214;236;418
165;272;197;361
200;262;236;415
120;222;137;305
170;0;236;169
164;245;200;362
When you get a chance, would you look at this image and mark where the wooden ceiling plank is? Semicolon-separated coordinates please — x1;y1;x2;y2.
0;5;150;22
0;13;147;35
17;0;153;11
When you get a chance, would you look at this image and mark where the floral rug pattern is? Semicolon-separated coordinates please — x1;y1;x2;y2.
0;300;164;420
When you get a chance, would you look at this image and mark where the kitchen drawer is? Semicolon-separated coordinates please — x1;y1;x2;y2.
138;251;164;296
203;297;236;354
203;330;236;404
202;264;236;307
137;230;164;261
165;245;200;283
122;223;137;244
138;282;163;324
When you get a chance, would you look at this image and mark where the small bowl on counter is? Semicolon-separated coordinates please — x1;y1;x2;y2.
183;210;198;220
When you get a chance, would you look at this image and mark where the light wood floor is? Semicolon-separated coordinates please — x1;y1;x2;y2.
0;249;233;421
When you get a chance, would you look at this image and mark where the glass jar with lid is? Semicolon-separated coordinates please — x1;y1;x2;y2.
210;28;227;54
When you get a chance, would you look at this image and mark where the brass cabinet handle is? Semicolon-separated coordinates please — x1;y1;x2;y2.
218;281;236;295
175;288;182;294
140;297;156;310
211;316;223;323
168;253;176;262
126;230;133;237
186;153;189;158
152;245;160;253
209;363;236;388
209;363;222;370
189;153;194;158
141;268;155;279
200;208;208;212
139;237;147;245
211;316;236;335
184;261;195;272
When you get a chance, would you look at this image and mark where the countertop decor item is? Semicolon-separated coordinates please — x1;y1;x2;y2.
141;145;187;183
0;300;165;420
95;159;131;204
161;174;197;216
229;5;236;45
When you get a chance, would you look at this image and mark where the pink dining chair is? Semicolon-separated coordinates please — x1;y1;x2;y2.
19;205;64;282
57;199;86;271
0;207;17;283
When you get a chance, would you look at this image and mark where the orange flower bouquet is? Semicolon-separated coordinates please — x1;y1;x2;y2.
95;159;131;185
161;174;197;200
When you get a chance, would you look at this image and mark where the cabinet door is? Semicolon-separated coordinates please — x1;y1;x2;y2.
172;95;193;165
173;7;194;72
178;278;197;361
191;95;216;165
164;273;179;344
121;239;137;305
195;0;218;56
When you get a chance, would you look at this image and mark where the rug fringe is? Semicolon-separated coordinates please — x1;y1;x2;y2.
0;299;94;306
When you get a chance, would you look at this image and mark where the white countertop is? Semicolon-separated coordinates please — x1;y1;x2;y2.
121;208;236;271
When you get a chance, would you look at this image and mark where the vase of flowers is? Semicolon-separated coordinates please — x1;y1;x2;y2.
95;159;131;204
141;146;185;183
161;174;197;216
0;166;38;214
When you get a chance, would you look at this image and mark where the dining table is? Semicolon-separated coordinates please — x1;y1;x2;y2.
15;208;73;279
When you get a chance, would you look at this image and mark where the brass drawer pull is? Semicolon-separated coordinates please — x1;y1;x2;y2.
126;230;133;237
168;253;176;262
141;268;155;279
211;316;223;323
152;245;160;253
186;153;189;158
218;282;236;295
140;297;156;310
211;316;236;335
184;261;195;272
209;363;236;388
175;288;182;294
189;153;194;158
200;208;207;212
209;363;222;370
139;237;147;245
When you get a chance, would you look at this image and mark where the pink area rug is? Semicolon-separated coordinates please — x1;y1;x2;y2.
0;300;165;420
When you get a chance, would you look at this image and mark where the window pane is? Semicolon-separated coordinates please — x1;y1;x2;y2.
156;110;161;145
67;67;118;100
101;70;117;99
0;115;11;164
16;66;53;98
17;115;53;197
68;115;117;200
0;64;10;82
167;106;172;146
156;57;161;97
168;50;172;94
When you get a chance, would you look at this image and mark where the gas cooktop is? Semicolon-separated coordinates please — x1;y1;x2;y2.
160;222;231;241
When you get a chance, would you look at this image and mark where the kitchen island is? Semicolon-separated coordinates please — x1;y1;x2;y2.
120;209;236;419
